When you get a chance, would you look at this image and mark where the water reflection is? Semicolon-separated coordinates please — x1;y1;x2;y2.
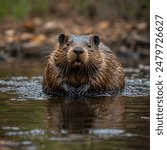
0;95;149;150
47;96;125;135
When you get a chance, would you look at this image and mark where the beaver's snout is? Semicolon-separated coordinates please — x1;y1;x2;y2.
72;47;85;66
73;47;84;55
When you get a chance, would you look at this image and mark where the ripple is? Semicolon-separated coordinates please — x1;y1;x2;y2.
0;76;150;100
88;128;136;138
5;129;45;137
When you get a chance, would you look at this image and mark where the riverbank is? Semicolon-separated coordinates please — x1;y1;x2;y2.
0;17;149;67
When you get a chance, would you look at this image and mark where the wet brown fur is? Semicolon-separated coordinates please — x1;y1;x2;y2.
43;34;125;96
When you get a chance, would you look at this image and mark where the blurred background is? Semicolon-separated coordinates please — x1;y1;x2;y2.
0;0;150;68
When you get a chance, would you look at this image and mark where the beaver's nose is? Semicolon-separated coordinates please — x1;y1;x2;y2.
73;47;84;55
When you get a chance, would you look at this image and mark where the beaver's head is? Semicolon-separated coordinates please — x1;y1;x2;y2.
54;34;103;71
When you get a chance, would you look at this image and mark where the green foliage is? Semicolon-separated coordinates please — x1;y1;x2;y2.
0;0;28;20
0;0;50;20
0;0;150;21
70;0;90;13
12;0;31;19
30;0;50;16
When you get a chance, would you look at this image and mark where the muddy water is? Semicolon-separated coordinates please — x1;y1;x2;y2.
0;61;149;150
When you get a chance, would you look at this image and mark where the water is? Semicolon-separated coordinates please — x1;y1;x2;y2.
0;61;149;150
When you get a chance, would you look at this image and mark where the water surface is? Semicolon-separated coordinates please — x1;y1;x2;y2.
0;61;149;150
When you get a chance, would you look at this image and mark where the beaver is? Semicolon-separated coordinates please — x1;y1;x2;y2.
43;33;125;96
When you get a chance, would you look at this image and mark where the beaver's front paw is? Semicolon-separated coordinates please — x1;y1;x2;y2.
77;85;89;96
63;84;77;96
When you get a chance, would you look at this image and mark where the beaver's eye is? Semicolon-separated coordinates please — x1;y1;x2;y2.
64;41;70;47
66;42;70;46
88;44;91;48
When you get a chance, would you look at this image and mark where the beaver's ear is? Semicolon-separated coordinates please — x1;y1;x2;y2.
58;33;67;45
93;35;100;46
